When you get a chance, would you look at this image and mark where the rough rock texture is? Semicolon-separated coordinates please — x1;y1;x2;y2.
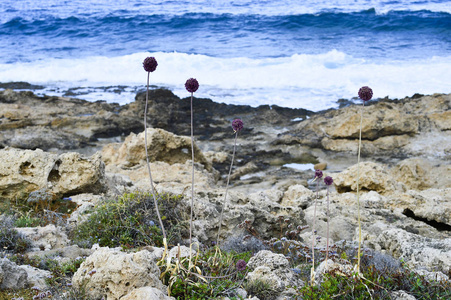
19;265;52;290
371;228;451;274
0;148;106;201
101;128;211;169
0;258;28;289
0;89;142;150
72;247;165;300
246;250;303;296
192;189;305;243
121;287;172;300
15;224;69;251
333;161;404;194
283;93;451;157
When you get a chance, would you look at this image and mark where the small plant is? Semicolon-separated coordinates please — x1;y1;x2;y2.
324;175;333;266
244;278;278;300
310;169;323;285
355;85;373;272
142;56;168;250
71;191;188;249
216;118;244;246
0;216;31;253
159;246;250;299
185;77;200;247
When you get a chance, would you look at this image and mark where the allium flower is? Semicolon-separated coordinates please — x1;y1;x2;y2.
324;176;333;185
358;86;373;101
236;259;247;271
185;78;199;93
314;169;323;179
232;118;244;132
143;57;158;72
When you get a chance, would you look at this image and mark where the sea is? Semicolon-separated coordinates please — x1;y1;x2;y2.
0;0;450;111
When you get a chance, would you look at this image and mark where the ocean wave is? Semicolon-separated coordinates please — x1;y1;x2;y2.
0;51;449;111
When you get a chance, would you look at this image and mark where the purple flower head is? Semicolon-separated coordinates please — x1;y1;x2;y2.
236;259;247;271
232;118;244;132
324;176;333;186
358;86;373;102
315;169;323;179
143;57;158;72
185;78;199;93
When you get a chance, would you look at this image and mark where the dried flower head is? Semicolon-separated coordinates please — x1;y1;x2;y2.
324;176;333;186
236;259;247;271
314;169;323;179
185;78;199;93
232;118;244;132
143;57;158;72
358;86;373;101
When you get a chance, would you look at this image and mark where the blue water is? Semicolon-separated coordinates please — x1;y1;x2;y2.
0;0;450;110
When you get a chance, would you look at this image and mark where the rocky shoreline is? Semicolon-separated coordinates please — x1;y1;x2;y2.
0;85;450;298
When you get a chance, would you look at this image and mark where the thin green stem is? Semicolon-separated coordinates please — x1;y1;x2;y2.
326;184;330;265
144;72;166;241
356;101;364;272
189;93;195;246
216;131;238;246
310;178;319;285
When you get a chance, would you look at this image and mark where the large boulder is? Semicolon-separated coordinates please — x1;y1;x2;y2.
0;258;28;289
333;162;403;194
246;250;303;297
0;148;106;201
71;247;165;300
121;287;172;300
101;128;211;169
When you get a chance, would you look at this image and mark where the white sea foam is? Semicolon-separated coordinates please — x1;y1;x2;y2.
0;50;450;111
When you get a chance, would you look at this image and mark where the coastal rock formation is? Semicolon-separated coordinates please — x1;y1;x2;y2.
0;89;142;150
101;128;211;169
0;148;106;201
72;247;165;300
0;258;28;289
333;162;404;194
280;93;451;157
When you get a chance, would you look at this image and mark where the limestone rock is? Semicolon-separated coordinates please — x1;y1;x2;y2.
334;162;403;194
391;158;451;190
288;93;451;156
387;188;451;227
246;250;303;295
313;259;353;285
0;258;28;289
390;290;417;300
19;265;52;290
101;128;211;169
72;247;165;300
281;184;313;208
0;148;106;201
121;287;171;300
15;224;69;251
373;228;451;274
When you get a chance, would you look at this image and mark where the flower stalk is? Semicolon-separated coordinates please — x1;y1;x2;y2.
310;169;323;285
142;57;167;249
216;118;243;246
355;86;373;272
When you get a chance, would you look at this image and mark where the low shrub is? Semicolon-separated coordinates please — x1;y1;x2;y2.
71;191;189;249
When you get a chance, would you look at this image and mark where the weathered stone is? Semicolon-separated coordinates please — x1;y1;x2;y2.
121;287;171;300
15;224;69;251
334;162;403;194
246;250;303;295
19;265;52;290
0;258;28;289
101;129;211;169
72;247;165;300
0;148;106;201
